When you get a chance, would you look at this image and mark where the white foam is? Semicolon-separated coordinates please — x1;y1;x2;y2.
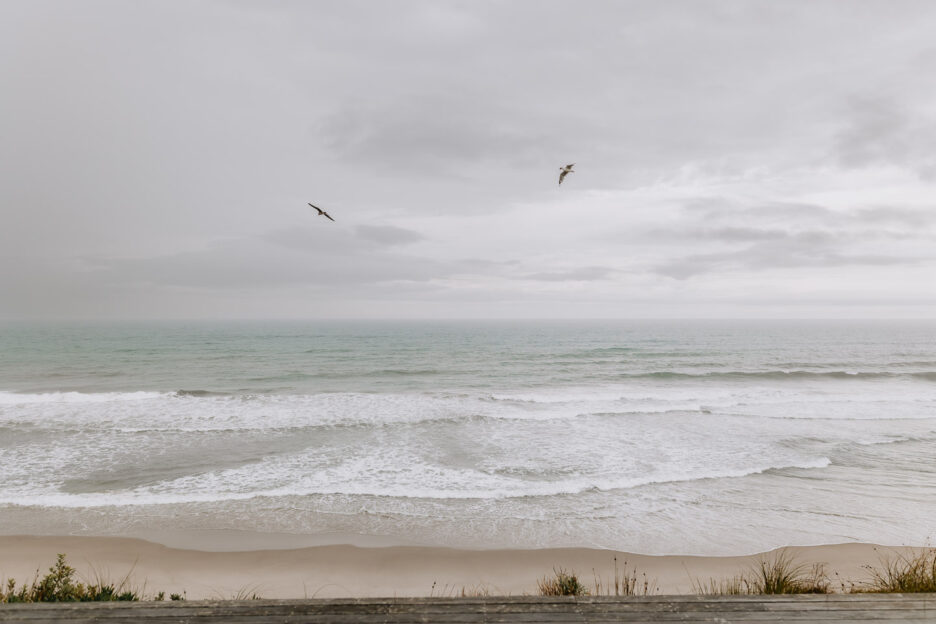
0;456;833;508
1;383;934;514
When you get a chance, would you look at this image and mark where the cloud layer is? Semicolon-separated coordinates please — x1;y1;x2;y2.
1;0;935;319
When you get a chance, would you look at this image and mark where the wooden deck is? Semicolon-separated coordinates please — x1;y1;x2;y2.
1;594;934;623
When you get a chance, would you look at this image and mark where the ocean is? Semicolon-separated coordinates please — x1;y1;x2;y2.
0;320;934;555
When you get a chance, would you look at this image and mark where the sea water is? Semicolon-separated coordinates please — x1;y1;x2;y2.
0;320;933;555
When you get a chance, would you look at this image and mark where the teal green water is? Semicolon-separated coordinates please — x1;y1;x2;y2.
3;320;936;394
1;320;934;554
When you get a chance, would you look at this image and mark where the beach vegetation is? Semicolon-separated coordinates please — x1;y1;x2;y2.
694;547;936;595
750;551;830;594
537;567;588;596
592;557;658;596
459;584;492;597
225;585;264;600
694;550;830;595
0;554;141;603
0;554;185;603
430;581;493;597
691;575;747;595
854;548;936;593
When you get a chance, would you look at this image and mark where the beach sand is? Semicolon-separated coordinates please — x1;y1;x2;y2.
0;534;909;599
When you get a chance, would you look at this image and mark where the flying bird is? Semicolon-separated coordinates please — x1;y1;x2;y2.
308;202;335;222
558;163;575;186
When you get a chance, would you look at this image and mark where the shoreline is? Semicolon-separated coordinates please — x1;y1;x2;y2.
0;535;918;599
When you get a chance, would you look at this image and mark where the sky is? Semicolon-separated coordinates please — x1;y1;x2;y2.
2;0;936;320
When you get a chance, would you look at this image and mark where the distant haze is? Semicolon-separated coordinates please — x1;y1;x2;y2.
2;0;935;320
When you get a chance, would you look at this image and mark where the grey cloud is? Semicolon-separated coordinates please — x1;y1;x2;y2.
319;99;552;175
639;196;934;279
655;237;920;280
96;235;451;289
260;227;367;253
86;232;525;293
833;97;936;178
354;224;426;246
309;0;914;188
851;207;936;228
451;258;521;272
4;1;936;319
260;223;426;252
522;266;615;281
702;227;790;242
693;200;837;224
639;225;791;243
673;198;933;240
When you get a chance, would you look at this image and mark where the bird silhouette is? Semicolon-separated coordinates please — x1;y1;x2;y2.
558;163;575;186
308;202;335;222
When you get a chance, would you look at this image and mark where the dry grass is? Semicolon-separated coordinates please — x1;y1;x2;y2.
854;548;936;593
429;581;493;598
224;584;265;600
592;557;658;596
750;551;830;594
537;568;588;596
691;575;747;595
694;549;830;595
8;548;936;602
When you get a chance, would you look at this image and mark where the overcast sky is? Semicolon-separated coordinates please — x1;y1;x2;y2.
2;0;936;320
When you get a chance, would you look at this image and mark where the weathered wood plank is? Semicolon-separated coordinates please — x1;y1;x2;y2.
0;612;936;624
9;595;929;609
1;594;934;623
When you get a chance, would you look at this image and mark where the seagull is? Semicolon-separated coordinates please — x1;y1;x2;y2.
308;202;335;222
558;163;575;186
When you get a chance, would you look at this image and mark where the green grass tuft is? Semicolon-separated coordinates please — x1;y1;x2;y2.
750;551;830;594
0;554;176;603
694;549;830;595
857;548;936;593
1;554;139;603
537;567;588;596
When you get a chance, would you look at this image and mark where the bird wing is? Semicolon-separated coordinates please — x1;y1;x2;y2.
308;202;324;214
559;170;568;185
323;212;335;222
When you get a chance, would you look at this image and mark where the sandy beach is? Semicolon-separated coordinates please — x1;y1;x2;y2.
0;535;911;600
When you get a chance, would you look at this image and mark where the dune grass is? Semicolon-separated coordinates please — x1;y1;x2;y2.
6;548;936;601
693;549;830;595
1;554;142;603
591;557;658;596
855;548;936;593
537;568;588;596
692;575;747;595
430;581;493;597
750;551;831;594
